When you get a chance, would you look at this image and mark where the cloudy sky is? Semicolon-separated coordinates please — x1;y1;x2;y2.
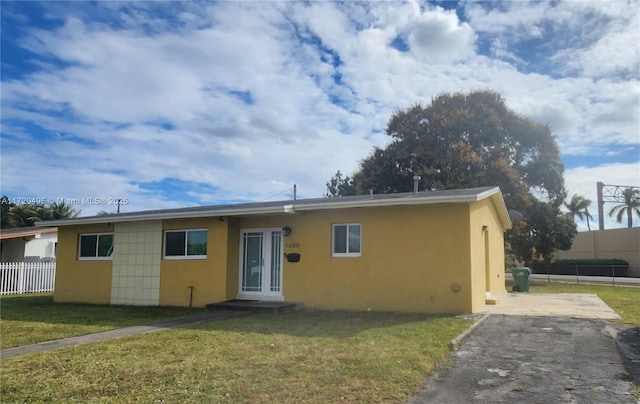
1;1;638;230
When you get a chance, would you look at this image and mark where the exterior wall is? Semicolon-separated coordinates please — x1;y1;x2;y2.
52;197;508;313
1;239;26;262
159;217;230;307
236;203;475;314
54;224;114;304
468;198;507;311
24;232;57;261
111;221;162;305
555;227;640;275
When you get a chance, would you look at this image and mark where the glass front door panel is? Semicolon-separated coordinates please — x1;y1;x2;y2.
242;232;263;292
270;231;282;292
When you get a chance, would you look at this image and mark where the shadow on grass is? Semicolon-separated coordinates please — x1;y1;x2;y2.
0;294;202;327
1;294;471;340
189;309;469;338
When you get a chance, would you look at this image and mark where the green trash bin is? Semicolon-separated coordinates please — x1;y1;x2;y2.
511;267;531;292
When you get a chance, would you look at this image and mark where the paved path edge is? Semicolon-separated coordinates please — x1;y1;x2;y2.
448;313;491;351
1;310;246;360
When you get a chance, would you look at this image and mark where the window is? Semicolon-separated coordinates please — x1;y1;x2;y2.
79;233;113;260
332;223;361;257
164;229;207;259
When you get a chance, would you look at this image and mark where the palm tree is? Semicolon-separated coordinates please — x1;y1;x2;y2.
564;194;593;231
608;188;640;228
8;204;42;227
48;201;81;220
7;201;81;227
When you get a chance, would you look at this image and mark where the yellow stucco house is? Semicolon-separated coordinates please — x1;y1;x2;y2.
36;186;511;314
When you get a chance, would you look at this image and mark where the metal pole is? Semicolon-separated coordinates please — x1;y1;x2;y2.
597;181;605;230
612;266;615;286
576;265;579;285
547;264;550;283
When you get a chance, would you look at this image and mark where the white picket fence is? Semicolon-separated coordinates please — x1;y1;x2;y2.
0;262;56;295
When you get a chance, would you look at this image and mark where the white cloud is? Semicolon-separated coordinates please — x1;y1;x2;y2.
464;1;550;37
1;1;638;218
406;7;476;64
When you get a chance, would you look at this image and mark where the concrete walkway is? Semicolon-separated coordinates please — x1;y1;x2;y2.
1;310;245;360
482;292;621;320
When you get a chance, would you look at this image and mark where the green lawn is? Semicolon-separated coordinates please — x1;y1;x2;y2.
0;294;200;349
1;309;470;403
2;282;638;402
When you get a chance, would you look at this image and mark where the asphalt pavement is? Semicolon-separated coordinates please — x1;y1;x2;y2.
410;315;639;403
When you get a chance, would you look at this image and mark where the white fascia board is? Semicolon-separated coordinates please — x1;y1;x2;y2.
35;206;288;227
291;190;497;212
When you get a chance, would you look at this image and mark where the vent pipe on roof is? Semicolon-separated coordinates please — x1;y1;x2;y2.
413;176;421;193
293;184;297;201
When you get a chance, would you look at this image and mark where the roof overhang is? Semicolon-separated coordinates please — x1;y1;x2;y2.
35;187;512;230
0;227;58;240
35;206;295;227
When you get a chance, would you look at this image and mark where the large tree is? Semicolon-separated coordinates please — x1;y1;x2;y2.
608;188;640;228
325;170;355;197
328;90;576;263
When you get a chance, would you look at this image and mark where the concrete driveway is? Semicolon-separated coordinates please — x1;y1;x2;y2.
410;293;638;403
482;292;621;320
410;314;637;403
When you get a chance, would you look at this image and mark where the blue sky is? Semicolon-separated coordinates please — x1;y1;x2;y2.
1;1;639;230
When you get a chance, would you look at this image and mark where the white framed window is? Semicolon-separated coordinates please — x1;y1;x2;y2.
332;223;361;257
164;229;208;259
78;233;114;260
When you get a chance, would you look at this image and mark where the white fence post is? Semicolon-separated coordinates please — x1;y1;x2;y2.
0;262;56;295
18;262;25;294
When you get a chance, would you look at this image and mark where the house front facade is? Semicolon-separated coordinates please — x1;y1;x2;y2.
38;187;511;314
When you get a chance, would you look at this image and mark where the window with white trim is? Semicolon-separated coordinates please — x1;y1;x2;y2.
78;233;114;260
164;229;207;259
332;223;361;257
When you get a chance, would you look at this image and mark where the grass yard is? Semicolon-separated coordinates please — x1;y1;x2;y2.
1;310;470;403
2;282;638;402
0;294;200;349
507;279;640;325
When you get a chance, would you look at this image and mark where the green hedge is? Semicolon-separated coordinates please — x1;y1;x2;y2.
552;259;629;266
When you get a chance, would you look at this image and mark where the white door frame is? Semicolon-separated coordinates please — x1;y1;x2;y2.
237;228;284;301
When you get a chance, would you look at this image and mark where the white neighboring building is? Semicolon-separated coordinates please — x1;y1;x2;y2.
0;227;58;262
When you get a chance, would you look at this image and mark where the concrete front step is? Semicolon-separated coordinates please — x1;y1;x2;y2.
485;297;498;305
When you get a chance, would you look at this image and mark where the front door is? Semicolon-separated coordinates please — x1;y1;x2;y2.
238;228;283;300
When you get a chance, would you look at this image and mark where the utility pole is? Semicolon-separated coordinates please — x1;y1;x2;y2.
597;182;604;230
